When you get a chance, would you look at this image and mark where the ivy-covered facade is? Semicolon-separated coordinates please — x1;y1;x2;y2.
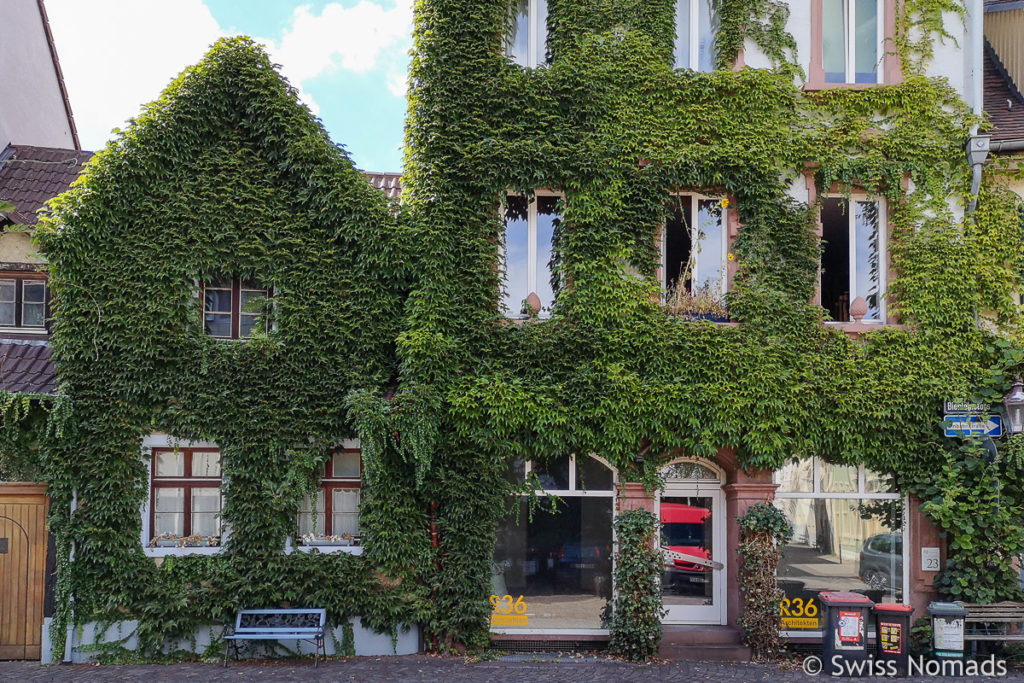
9;0;1024;664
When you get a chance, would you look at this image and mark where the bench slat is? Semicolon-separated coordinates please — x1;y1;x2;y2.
964;635;1024;641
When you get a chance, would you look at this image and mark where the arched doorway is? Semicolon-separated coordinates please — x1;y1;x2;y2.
657;459;726;625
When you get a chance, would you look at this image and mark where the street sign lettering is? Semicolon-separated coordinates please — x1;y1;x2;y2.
943;414;1002;438
943;401;991;414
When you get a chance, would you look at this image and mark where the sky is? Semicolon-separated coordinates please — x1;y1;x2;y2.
46;0;413;172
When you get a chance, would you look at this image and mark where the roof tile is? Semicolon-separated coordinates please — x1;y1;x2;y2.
0;145;93;225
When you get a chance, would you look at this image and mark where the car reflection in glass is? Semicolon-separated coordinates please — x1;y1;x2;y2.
661;502;711;593
858;533;903;593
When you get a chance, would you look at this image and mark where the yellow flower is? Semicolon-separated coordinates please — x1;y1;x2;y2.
720;198;730;208
728;253;735;261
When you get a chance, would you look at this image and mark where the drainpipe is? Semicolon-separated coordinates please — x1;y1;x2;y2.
966;0;988;214
62;488;77;664
967;135;991;215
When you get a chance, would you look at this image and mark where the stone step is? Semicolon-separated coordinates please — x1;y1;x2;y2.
660;624;743;646
659;643;753;662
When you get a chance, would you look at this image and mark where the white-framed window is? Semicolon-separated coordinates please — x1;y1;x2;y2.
0;276;48;331
507;0;549;68
674;0;716;71
201;277;270;339
774;457;907;634
298;449;362;544
503;193;561;317
822;0;883;84
820;197;885;322
662;195;728;298
493;454;617;632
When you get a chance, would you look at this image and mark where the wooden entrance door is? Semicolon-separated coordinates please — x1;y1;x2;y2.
0;483;48;660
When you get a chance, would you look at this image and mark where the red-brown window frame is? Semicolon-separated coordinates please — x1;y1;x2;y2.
200;277;270;339
150;447;222;540
0;272;49;330
299;449;363;539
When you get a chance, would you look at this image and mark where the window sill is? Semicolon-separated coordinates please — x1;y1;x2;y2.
296;544;363;555
0;326;47;335
144;546;223;558
803;81;885;92
825;321;908;335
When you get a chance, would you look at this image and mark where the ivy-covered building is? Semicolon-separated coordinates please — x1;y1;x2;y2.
7;0;1024;665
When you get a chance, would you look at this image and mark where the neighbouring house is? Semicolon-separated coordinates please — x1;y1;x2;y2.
11;0;1024;667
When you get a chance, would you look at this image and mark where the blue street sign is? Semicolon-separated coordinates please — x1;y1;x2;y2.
943;414;1002;438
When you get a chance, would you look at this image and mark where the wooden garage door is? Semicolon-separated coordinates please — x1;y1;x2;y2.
0;483;48;660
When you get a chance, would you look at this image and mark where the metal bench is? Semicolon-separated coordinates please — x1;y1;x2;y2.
222;608;327;666
957;601;1024;654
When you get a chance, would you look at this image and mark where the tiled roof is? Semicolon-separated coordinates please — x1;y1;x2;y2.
0;144;92;225
0;339;54;394
985;0;1024;11
983;44;1024;144
364;172;402;199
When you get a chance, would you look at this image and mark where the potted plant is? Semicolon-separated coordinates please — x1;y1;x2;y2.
665;281;729;322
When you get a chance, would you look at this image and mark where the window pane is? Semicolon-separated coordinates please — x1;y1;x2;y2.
694;199;724;295
240;289;266;314
0;280;15;304
332;451;361;478
22;303;44;327
854;200;881;320
205;313;231;337
154;451;185;477
662;496;715;608
23;282;45;304
819;461;858;493
822;0;847;82
493;497;613;629
673;0;691;69
697;0;715;72
665;197;693;293
191;488;221;537
332;489;360;537
854;0;878;83
535;0;549;66
204;288;232;313
536;196;559;314
865;468;897;493
503;195;529;315
576;455;613;491
0;302;13;326
820;198;850;321
773;459;814;492
239;314;264;338
507;0;529;66
298;491;326;536
776;497;903;628
153;513;183;537
533;454;570;490
154;487;184;512
192;451;221;478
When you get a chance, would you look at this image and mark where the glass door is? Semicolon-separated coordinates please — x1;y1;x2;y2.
659;486;726;624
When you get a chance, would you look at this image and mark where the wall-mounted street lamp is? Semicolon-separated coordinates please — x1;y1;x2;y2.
1003;377;1024;435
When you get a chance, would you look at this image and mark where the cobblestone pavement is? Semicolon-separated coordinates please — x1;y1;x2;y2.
2;655;1024;683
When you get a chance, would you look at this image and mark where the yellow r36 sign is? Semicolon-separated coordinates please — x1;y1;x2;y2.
490;594;528;626
780;596;820;629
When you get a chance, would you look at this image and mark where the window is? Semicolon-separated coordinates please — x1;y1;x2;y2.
493;455;615;631
773;457;905;632
507;0;549;68
822;0;883;84
819;197;885;322
150;448;222;545
0;276;47;331
673;0;716;71
298;449;362;543
503;194;560;317
662;195;727;297
201;277;269;339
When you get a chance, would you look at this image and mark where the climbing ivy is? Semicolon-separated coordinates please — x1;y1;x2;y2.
22;0;1024;662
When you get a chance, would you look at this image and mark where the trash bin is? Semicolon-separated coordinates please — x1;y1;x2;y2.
820;591;874;676
874;603;914;676
928;601;967;661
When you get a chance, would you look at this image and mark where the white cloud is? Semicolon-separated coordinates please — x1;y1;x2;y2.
45;1;413;152
46;0;224;151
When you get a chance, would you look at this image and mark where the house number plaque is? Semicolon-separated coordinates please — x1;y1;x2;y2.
0;537;7;553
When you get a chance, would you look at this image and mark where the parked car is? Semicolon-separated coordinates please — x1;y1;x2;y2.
858;533;903;593
661;502;711;592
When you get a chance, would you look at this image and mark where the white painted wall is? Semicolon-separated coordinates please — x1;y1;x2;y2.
0;0;75;149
